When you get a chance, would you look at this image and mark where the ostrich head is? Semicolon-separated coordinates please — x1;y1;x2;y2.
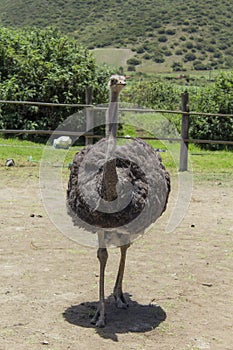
108;75;126;95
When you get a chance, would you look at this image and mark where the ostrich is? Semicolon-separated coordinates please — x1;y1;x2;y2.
67;75;170;327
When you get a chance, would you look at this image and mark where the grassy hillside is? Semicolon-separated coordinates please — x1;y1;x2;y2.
0;0;233;72
92;48;134;67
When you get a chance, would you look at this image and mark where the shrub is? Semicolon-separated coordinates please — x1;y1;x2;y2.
190;72;233;149
184;53;197;62
158;35;168;42
0;27;111;141
153;56;165;63
206;45;215;52
185;41;194;49
136;46;145;54
165;29;176;35
143;53;151;60
127;65;136;71
172;62;185;71
179;36;186;41
126;57;141;66
163;50;172;56
193;61;208;70
196;43;203;50
213;51;222;58
122;77;179;110
158;29;165;34
199;55;207;61
219;43;228;50
186;26;197;33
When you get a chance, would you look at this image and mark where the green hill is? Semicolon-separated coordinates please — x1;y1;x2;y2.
1;0;233;72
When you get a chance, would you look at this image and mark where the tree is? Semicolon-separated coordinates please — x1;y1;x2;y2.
172;62;185;71
122;78;179;110
0;27;111;140
184;52;197;62
190;72;233;149
126;57;141;66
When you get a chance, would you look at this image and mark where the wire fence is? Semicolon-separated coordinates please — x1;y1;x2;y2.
1;94;233;171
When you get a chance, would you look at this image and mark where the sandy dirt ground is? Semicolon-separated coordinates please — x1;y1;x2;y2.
0;166;232;350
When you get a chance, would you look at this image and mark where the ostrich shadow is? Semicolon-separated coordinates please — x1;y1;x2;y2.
63;293;166;342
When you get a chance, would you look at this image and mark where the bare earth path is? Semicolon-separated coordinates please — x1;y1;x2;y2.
0;166;232;350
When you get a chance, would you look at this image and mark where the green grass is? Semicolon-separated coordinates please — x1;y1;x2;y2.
92;48;134;68
189;145;233;183
0;137;44;166
190;146;233;171
1;137;233;184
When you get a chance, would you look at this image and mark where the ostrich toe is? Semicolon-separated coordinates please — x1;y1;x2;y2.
114;292;128;309
91;307;106;328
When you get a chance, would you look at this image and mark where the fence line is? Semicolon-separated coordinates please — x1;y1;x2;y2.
0;100;92;108
1;129;233;146
1;99;233;117
0;129;91;136
1;93;233;171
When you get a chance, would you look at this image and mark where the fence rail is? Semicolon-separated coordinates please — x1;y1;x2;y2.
1;93;232;171
1;99;233;117
1;129;233;146
0;100;92;108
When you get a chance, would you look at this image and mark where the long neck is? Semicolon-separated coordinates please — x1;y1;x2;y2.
105;90;119;138
110;90;119;103
101;159;118;201
102;89;119;201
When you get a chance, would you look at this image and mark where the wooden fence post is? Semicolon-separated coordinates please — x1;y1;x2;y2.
179;91;189;171
85;86;93;145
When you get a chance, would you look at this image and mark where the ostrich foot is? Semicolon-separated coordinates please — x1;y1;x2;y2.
91;311;105;328
91;304;106;328
114;291;128;309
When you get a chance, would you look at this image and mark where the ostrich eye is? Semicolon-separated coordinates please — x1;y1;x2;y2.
111;79;118;85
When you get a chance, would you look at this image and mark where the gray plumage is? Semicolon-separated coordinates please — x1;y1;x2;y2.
67;137;170;239
66;75;170;328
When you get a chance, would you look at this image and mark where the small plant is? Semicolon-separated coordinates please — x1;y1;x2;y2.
158;35;168;42
175;49;183;55
165;29;176;35
185;41;194;49
143;53;151;60
172;62;185;71
179;36;186;41
127;65;136;71
183;52;197;62
126;57;141;66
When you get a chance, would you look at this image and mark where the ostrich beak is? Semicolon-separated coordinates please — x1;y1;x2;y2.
116;78;126;87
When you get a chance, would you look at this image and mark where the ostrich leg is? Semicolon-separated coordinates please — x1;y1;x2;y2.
91;247;108;327
113;243;130;308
